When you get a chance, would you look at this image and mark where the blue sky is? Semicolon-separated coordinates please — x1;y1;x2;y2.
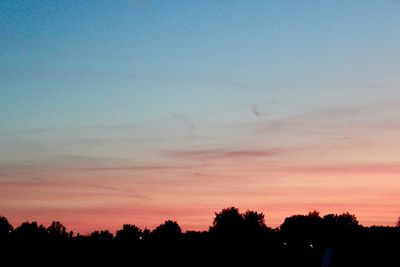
2;0;400;130
1;1;400;232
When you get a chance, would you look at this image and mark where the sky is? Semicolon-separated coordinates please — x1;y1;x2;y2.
1;0;400;234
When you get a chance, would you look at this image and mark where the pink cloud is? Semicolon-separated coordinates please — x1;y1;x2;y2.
280;162;400;175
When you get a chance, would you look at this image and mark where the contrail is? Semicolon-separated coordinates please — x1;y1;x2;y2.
167;110;195;136
0;172;149;200
314;96;361;162
84;183;150;200
314;113;356;162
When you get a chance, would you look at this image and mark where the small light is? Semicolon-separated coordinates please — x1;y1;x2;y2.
309;244;313;249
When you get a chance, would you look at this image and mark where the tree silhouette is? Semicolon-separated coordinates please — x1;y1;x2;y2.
242;210;268;242
323;212;359;238
13;221;48;241
0;209;398;267
152;220;182;242
0;216;13;241
90;230;113;240
142;228;151;241
337;212;359;228
47;221;68;240
116;224;142;242
209;207;243;242
397;217;400;227
308;210;320;218
280;211;324;243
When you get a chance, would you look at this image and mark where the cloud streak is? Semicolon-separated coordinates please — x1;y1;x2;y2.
0;173;149;200
166;148;284;160
167;111;195;136
0;172;12;178
271;162;400;176
68;164;197;172
253;100;400;133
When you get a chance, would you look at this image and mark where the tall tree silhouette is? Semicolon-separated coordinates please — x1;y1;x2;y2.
152;220;182;242
337;212;359;228
280;211;324;243
242;210;268;242
323;212;360;240
116;224;142;242
47;221;68;240
209;207;243;242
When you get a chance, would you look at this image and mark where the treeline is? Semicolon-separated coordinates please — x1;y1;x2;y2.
1;207;400;267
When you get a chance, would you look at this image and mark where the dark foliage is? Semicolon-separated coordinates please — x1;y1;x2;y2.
209;207;270;243
152;220;182;242
210;207;243;242
47;221;69;240
115;224;142;242
0;216;13;241
90;230;113;240
1;208;399;267
12;221;48;241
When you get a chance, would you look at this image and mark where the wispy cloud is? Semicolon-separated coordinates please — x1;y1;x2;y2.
277;162;400;176
80;183;150;200
166;148;284;160
255;100;400;133
167;111;195;136
0;172;12;178
0;118;178;136
69;164;196;172
0;173;149;200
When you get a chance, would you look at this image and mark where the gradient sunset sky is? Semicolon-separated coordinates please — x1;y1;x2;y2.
1;1;400;234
